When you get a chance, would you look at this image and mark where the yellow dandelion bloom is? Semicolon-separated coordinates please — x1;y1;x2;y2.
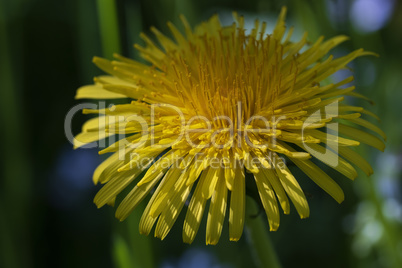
74;7;385;245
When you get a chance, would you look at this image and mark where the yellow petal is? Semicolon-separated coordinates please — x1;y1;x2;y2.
306;129;360;146
294;159;344;203
274;156;310;219
349;118;386;141
73;130;115;149
93;151;120;185
98;133;141;154
253;172;280;231
148;167;183;218
206;177;228;245
81;116;127;132
151;26;178;52
154;181;193;240
229;166;245;241
94;168;141;208
281;143;344;203
224;167;235;191
297;143;357;180
328;123;385;151
137;150;186;186
334;146;374;176
138;166;178;236
115;172;165;221
183;173;208;244
75;85;127;99
260;167;290;214
201;167;221;199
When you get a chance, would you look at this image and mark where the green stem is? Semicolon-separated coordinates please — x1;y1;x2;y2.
111;207;154;268
246;199;282;268
96;0;121;58
126;203;154;268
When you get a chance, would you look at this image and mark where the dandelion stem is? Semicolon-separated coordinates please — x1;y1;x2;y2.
246;198;282;268
126;204;154;268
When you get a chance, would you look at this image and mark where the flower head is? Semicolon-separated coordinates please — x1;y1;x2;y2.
74;7;385;244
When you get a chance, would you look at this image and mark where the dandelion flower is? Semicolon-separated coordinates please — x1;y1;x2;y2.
74;7;385;244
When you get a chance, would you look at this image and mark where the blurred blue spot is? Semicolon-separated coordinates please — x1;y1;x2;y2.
378;176;400;199
350;0;395;33
360;60;377;86
383;199;402;222
160;248;232;268
48;145;101;209
326;0;349;27
178;249;216;268
376;153;402;200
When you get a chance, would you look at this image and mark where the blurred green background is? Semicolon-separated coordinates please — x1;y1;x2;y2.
1;0;402;267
